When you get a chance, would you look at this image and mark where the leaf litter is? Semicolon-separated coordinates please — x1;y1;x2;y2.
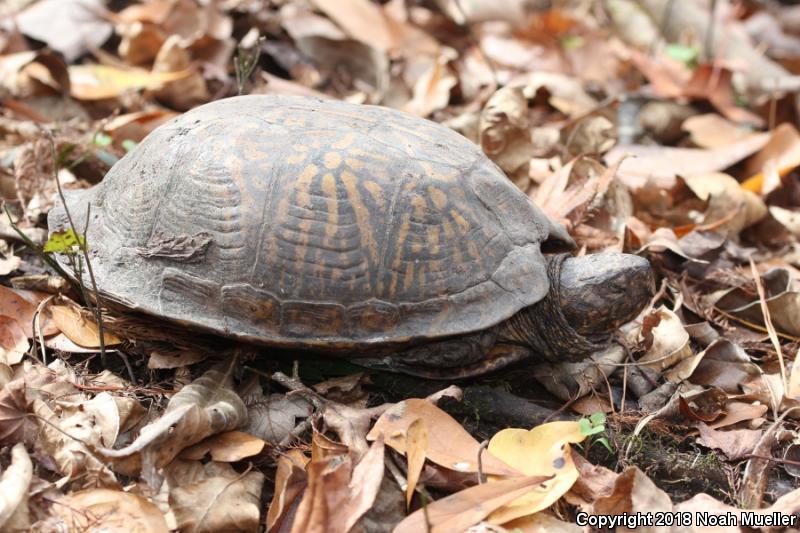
4;0;800;531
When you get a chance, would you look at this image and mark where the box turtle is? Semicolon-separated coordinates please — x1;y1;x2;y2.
48;95;653;378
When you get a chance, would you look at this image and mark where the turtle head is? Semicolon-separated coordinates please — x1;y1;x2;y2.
557;253;654;336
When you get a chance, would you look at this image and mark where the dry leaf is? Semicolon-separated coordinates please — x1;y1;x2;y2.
0;443;32;531
55;488;169;532
98;369;246;483
266;450;309;533
170;463;264;533
635;307;693;373
367;398;519;476
405;418;427;507
69;64;192;100
0;316;28;366
179;431;266;462
15;0;112;62
486;422;586;524
393;474;551;533
50;303;122;348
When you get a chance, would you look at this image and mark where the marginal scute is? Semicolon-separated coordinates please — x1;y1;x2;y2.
346;301;399;333
161;268;220;307
48;95;575;349
222;284;280;329
281;302;347;337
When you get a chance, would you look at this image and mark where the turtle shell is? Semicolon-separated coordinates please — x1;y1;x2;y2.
48;95;573;350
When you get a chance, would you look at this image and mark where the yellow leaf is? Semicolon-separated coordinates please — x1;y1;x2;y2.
69;64;192;100
486;421;586;524
50;304;122;348
405;418;426;507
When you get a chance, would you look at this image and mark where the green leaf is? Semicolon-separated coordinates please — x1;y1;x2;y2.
43;229;85;254
578;418;592;435
93;132;112;147
121;139;138;152
589;412;606;425
595;437;613;453
665;43;698;66
561;35;584;50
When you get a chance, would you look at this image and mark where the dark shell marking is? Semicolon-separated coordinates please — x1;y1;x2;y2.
48;95;573;350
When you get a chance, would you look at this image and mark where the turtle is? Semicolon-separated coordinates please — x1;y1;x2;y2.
47;95;654;379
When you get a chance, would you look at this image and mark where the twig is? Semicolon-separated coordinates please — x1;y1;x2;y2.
750;258;787;389
32;295;55;364
705;0;718;62
44;129;108;367
477;439;489;484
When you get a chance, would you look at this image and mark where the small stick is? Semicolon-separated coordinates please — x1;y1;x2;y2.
44;129;108;367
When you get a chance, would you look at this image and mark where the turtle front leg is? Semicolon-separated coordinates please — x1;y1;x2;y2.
355;330;534;379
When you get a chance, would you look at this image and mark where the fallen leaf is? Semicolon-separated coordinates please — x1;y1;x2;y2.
486;422;586;524
69;64;192;100
696;422;762;460
0;316;28;366
55;489;168;533
170;463;264;533
405;418;427;506
266;450;309;533
15;0;113;62
0;443;32;531
393;474;551;533
50;303;122;348
367;398;519;476
683;113;756;149
742;123;800;194
179;431;266;462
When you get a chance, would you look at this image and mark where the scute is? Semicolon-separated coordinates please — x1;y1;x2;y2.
47;95;573;349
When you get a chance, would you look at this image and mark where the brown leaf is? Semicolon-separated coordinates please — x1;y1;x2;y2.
0;378;32;445
170;463;264;533
50;303;122;348
15;0;112;62
54;489;168;533
0;286;56;338
179;431;266;462
266;450;309;533
0;316;28;366
0;443;32;531
696;422;762;460
405;418;427;507
367;398;519;476
97;369;246;483
393;474;550;533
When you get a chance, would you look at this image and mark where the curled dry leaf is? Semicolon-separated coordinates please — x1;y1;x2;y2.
367;398;519;476
688;339;761;393
50;303;122;348
33;395;118;487
606;132;770;189
179;431;266;462
742;123;800;195
0;315;28;366
97;369;246;481
14;0;112;62
266;449;309;533
591;467;672;522
696;422;762;461
634;307;693;373
0;50;70;97
393;474;551;533
68;64;192;100
683;113;756;149
170;462;264;533
0;443;32;531
54;488;168;533
486;422;586;524
715;268;800;338
405;418;427;507
0;285;57;338
290;437;385;533
682;172;766;238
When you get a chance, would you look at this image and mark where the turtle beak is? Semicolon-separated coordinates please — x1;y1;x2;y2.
557;253;654;336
